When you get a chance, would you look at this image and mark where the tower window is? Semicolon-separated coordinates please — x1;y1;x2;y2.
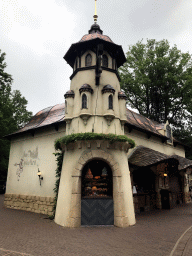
108;95;113;110
102;54;108;68
65;100;67;114
112;59;116;69
85;54;92;67
82;94;87;109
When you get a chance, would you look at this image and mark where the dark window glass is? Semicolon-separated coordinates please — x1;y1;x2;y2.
85;54;92;67
102;54;108;68
65;100;67;114
112;59;115;69
109;95;113;109
82;94;87;109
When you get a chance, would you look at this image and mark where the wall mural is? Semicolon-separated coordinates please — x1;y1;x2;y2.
14;159;24;181
14;147;40;181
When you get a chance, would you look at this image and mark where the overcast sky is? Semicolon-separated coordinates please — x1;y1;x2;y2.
1;0;192;115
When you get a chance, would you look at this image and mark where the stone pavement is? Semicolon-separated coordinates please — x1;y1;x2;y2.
0;194;192;256
170;225;192;256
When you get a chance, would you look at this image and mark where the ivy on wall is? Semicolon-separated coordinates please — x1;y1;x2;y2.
55;132;135;150
50;133;135;219
49;151;64;220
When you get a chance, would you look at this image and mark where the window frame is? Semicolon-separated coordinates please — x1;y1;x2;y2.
108;94;113;110
85;53;92;67
102;54;108;68
82;93;88;109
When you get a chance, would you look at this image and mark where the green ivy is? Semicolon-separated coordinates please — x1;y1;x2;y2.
55;132;135;151
50;133;135;219
48;151;64;220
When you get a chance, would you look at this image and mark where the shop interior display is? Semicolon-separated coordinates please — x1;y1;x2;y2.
82;161;113;199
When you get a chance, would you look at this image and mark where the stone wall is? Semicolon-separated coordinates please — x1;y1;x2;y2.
4;194;54;215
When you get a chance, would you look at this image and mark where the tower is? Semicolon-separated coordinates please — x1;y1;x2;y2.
54;3;136;228
64;10;127;135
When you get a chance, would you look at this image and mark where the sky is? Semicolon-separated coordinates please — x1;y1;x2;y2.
1;0;192;115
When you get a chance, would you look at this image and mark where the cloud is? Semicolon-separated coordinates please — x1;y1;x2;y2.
0;0;76;55
1;0;192;115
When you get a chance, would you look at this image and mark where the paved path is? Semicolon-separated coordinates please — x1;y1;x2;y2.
0;194;192;256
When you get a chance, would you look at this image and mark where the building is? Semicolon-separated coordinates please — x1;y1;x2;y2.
4;13;192;228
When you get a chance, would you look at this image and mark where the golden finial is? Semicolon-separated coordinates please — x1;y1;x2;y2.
93;0;98;23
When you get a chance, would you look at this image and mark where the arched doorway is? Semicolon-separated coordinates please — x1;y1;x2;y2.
81;159;114;226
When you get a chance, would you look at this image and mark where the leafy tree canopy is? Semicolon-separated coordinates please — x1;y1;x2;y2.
119;39;192;158
0;50;33;188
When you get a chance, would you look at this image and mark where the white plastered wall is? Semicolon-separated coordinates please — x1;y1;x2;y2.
125;129;185;157
55;141;136;228
6;125;66;197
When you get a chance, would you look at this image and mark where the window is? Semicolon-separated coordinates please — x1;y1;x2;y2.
112;59;115;69
82;94;87;109
85;54;92;67
108;95;113;109
166;125;172;143
65;100;67;114
102;54;108;68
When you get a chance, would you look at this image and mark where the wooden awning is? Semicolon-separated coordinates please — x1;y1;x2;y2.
128;146;192;171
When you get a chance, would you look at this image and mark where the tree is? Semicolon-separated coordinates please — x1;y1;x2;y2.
119;39;192;158
0;50;33;190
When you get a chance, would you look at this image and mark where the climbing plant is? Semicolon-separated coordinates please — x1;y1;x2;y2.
55;132;135;150
49;151;64;219
50;133;135;219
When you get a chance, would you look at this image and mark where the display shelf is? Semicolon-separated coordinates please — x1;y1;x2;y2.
82;175;112;198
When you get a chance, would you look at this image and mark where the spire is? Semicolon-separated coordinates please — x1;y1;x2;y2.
93;0;98;23
89;0;102;34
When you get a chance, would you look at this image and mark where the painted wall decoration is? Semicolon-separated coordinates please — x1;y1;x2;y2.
23;147;39;166
14;147;40;181
14;159;24;181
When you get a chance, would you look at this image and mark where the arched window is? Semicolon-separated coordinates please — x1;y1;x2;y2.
166;125;172;143
65;100;67;114
85;54;92;67
82;94;87;109
102;54;108;68
108;95;113;109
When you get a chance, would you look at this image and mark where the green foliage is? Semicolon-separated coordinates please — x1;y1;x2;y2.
54;133;135;150
49;151;64;220
0;50;33;188
49;133;135;219
119;39;192;158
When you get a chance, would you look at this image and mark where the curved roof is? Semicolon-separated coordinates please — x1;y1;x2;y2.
5;103;181;146
118;91;127;99
79;33;113;43
79;84;93;94
128;145;192;171
7;103;65;137
126;109;166;138
128;146;179;167
64;90;75;98
64;24;126;69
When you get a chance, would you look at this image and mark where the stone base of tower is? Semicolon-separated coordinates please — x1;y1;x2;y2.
54;140;136;228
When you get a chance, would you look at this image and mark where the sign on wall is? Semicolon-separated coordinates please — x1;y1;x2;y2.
14;147;40;181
